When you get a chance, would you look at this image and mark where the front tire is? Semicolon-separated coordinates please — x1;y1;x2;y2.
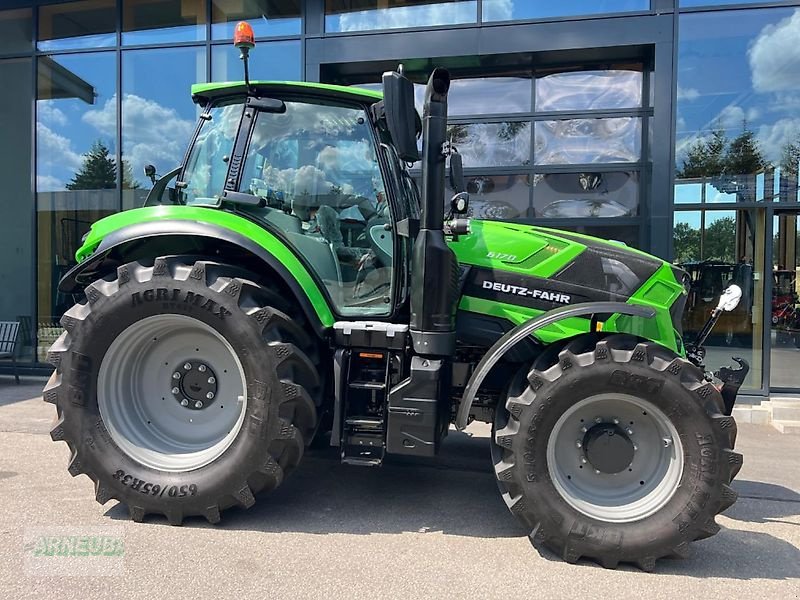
492;334;741;570
45;257;320;524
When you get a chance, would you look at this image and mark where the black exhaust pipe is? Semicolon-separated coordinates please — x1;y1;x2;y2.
409;68;459;356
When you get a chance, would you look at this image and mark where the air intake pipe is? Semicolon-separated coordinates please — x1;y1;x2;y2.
409;68;459;356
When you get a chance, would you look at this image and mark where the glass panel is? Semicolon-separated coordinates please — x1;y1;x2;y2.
770;212;800;388
38;0;116;51
37;52;117;355
0;8;33;55
449;76;532;116
676;8;800;203
532;171;639;218
482;0;649;22
536;70;642;112
182;101;243;204
0;58;34;363
676;209;763;391
122;47;206;201
535;118;641;165
211;0;301;39
211;40;301;82
122;0;206;45
674;181;703;204
448;122;530;167
680;1;764;6
325;0;477;32
238;100;392;316
457;174;530;220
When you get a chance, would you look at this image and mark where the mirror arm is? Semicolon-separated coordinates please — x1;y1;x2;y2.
143;166;181;207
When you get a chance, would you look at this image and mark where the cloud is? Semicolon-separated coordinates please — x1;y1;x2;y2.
36;123;84;191
335;2;476;31
481;0;513;21
36;174;66;192
38;102;68;127
756;117;800;164
677;86;700;101
84;94;195;187
749;9;800;93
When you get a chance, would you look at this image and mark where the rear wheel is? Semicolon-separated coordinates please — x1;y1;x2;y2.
46;257;321;524
492;334;741;570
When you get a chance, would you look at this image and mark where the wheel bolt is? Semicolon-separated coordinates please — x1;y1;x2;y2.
171;387;179;394
575;441;582;448
594;469;601;474
663;437;673;447
184;363;192;370
581;457;587;464
206;392;214;400
613;418;619;424
195;401;204;409
198;365;206;372
208;376;215;384
180;399;189;407
594;417;602;424
173;372;181;380
580;426;587;433
627;428;634;436
633;444;638;451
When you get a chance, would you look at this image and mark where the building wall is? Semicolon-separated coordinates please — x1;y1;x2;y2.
1;0;800;385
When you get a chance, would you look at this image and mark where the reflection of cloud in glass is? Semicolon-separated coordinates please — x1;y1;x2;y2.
449;122;530;167
535;118;640;165
749;10;800;93
536;71;641;111
84;94;195;187
36;122;85;190
329;1;476;32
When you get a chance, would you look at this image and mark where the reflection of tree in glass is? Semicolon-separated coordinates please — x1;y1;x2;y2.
66;140;139;190
780;141;800;177
677;127;767;178
674;217;736;264
674;221;701;263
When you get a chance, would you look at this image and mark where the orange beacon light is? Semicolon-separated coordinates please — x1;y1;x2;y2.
233;21;255;50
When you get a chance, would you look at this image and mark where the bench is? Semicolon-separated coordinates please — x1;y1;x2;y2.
0;321;20;384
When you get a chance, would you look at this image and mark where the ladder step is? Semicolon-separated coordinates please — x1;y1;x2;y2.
345;418;383;431
348;381;386;390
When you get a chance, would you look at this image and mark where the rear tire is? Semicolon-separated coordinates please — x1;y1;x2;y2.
492;334;741;570
45;257;321;524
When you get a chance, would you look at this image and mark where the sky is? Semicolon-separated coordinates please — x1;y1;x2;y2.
676;7;800;171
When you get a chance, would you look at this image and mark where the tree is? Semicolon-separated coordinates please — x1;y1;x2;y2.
780;140;800;177
66;141;117;190
677;129;727;178
724;128;766;176
673;221;701;264
703;216;736;263
121;159;141;189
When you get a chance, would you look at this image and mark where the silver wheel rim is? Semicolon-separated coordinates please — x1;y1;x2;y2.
546;393;683;523
98;314;247;472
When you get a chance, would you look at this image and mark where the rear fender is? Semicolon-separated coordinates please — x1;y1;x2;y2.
60;214;335;335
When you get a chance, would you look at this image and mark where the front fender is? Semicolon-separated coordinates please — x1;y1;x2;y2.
61;206;335;331
454;302;656;431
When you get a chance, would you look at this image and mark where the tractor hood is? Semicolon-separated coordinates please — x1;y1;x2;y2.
451;220;687;336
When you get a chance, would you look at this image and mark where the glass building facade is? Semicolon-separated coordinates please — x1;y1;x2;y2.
1;0;800;396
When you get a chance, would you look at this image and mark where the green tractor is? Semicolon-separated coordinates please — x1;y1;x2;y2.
46;24;748;570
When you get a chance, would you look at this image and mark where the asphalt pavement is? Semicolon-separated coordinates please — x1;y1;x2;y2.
0;378;798;599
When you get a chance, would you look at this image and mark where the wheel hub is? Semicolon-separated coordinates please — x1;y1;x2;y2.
583;423;635;474
171;360;218;410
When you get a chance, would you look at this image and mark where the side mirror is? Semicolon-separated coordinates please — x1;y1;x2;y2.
449;151;465;193
717;284;742;312
381;66;420;163
144;164;157;184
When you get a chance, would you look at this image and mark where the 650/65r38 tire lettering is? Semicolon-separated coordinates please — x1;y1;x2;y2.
45;257;321;525
492;334;741;570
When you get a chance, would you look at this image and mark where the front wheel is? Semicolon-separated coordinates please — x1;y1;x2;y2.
45;257;321;524
492;334;741;570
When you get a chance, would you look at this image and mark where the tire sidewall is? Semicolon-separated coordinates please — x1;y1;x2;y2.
507;353;727;556
58;267;284;513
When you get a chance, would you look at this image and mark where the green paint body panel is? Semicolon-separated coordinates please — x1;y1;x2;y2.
75;206;336;327
190;81;382;102
451;220;685;354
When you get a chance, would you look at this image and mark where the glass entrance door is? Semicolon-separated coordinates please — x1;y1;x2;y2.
769;210;800;390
